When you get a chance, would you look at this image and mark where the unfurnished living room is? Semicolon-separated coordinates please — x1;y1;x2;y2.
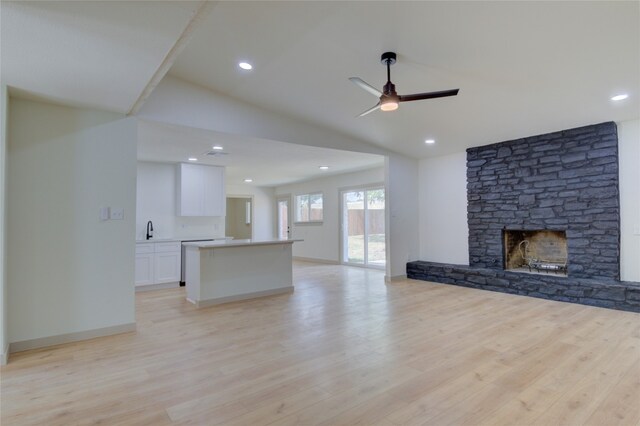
0;1;639;425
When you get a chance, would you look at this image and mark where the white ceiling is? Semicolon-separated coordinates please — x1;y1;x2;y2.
2;1;638;160
137;119;384;187
0;1;202;113
169;1;640;158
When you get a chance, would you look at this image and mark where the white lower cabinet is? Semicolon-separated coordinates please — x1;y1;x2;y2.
134;252;154;286
135;242;181;288
154;251;180;283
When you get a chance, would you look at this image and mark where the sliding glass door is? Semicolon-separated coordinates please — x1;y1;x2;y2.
341;187;385;268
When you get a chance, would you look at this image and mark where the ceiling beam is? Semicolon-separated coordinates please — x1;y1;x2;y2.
128;1;216;116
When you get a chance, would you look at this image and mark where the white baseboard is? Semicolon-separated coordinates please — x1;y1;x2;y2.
385;274;407;283
1;343;9;365
9;322;137;354
196;286;294;308
293;256;339;265
135;282;180;292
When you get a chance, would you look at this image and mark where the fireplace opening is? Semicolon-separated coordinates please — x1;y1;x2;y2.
503;230;568;276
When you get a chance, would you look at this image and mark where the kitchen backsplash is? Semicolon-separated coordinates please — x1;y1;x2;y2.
135;216;225;241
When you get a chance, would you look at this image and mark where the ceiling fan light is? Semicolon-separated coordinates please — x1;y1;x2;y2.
380;99;399;112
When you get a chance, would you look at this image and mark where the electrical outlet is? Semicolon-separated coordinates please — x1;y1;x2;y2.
110;208;124;220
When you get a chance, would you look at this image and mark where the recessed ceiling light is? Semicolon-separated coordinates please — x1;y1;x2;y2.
188;157;198;161
319;165;329;170
611;94;629;101
238;62;253;70
212;145;224;150
425;139;435;145
244;178;253;183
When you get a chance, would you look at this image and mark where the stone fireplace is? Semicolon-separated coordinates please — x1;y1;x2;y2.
503;230;567;275
407;122;640;312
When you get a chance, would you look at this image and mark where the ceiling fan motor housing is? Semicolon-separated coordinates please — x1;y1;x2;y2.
383;81;397;97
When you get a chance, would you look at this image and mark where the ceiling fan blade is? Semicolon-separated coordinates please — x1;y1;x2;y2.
349;77;383;97
357;103;381;117
399;89;459;103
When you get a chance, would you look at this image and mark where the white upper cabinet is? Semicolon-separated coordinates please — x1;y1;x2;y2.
177;163;226;217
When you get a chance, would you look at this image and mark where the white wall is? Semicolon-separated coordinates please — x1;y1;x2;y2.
227;184;275;240
7;98;137;345
0;85;8;363
618;118;640;282
385;155;421;279
419;152;469;265
275;168;384;263
136;161;225;240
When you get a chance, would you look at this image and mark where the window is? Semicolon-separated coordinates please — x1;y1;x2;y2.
295;193;323;223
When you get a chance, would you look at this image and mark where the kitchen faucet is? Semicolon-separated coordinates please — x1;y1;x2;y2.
146;220;154;240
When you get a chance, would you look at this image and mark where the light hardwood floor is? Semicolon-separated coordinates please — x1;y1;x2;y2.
1;261;639;425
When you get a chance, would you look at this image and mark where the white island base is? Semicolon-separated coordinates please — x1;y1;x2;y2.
183;239;298;308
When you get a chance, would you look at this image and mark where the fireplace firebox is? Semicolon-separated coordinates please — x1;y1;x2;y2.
503;230;567;276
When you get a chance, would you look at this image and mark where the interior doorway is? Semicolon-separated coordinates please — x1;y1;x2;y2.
225;196;253;239
277;195;291;240
341;187;386;268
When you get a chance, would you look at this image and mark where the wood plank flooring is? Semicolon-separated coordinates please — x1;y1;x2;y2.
1;261;639;425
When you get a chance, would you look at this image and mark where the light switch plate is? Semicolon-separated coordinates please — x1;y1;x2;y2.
99;207;110;221
110;208;124;220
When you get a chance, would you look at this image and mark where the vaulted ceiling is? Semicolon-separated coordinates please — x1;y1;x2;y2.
2;1;639;160
1;1;202;113
169;1;639;158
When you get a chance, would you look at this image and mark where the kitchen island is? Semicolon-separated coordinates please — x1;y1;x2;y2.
182;239;300;308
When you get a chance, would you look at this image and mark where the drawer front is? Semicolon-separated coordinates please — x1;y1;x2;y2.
135;243;155;254
155;242;181;253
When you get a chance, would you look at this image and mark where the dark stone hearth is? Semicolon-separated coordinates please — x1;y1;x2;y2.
406;261;640;312
407;122;639;312
466;121;620;280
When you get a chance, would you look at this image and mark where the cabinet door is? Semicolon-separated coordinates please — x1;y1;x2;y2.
178;163;205;216
203;165;226;216
177;163;225;217
135;253;154;286
154;251;181;283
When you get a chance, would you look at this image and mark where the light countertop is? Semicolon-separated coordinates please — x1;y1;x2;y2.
136;236;231;244
182;239;301;249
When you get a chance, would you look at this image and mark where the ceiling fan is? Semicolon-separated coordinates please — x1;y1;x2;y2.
349;52;459;117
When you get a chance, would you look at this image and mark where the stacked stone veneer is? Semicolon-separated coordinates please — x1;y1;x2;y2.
468;121;620;278
407;122;640;312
